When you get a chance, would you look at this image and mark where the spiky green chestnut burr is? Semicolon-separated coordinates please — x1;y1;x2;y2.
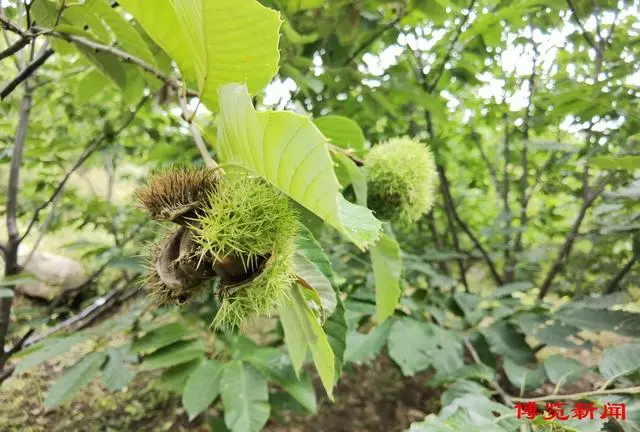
135;166;221;224
364;136;438;226
190;172;298;329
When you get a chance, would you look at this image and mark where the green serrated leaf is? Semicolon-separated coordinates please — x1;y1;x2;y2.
182;360;223;420
117;0;197;85
44;351;107;411
480;321;535;363
246;348;317;413
220;361;270;432
599;344;640;383
557;309;640;337
294;253;336;317
345;320;391;365
156;359;203;393
503;358;546;392
139;339;205;371
131;322;197;354
543;354;586;386
211;84;382;250
315;115;366;154
102;347;136;391
15;334;90;374
591;155;640;171
170;0;281;110
388;318;463;377
280;284;335;399
371;229;402;322
440;379;492;406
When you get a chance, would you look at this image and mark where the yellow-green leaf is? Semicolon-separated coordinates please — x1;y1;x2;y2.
213;84;381;250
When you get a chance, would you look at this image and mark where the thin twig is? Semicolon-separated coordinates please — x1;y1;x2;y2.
37;27;198;97
0;15;26;37
0;47;53;100
426;0;477;93
464;337;513;405
19;95;150;244
0;36;29;62
538;173;613;299
178;96;218;168
24;279;135;348
343;11;406;66
604;256;636;294
511;386;640;403
329;144;364;166
470;130;500;193
565;0;598;51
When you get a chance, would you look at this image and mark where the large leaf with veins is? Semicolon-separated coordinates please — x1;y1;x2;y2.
213;84;382;250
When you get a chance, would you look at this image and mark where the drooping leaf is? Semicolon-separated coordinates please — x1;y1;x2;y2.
156;359;203;393
138;339;206;371
101;347;136;391
371;229;402;322
345;320;392;365
44;351;107;411
294;223;347;383
220;361;270;432
15;334;90;374
503;358;546;392
211;84;382;250
332;151;368;205
315;115;366;154
388;318;463;377
599;344;640;382
131;322;197;354
543;354;586;386
557;309;640;337
323;298;347;386
480;321;535;363
279;284;335;398
294;253;336;317
440;379;492;406
245;348;317;413
171;0;281;110
591;155;640;171
182;360;223;420
279;299;309;376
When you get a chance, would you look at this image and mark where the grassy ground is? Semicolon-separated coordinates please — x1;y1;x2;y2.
0;342;441;432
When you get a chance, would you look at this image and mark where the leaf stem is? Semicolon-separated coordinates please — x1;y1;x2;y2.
511;386;640;403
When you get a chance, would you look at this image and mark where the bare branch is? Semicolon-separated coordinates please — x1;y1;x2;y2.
512;40;538;265
19;95;150;244
464;338;513;406
604;256;636;294
511;386;640;403
538;173;613;299
178;96;218;168
38;27;198;97
0;47;53;100
0;15;26;37
565;0;598;51
343;11;406;67
0;36;29;62
470;130;500;193
426;0;477;93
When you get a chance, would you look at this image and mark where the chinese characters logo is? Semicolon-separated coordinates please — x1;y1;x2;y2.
516;401;626;422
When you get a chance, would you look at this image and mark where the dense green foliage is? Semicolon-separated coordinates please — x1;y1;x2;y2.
1;0;639;431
